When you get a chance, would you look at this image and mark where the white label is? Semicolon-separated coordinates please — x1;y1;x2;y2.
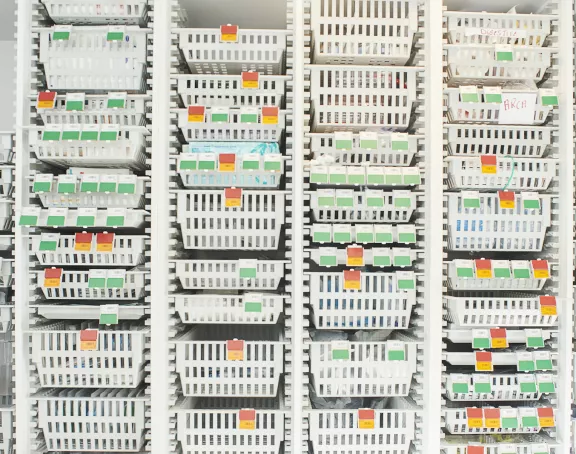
365;188;384;200
525;328;542;339
44;124;62;133
199;152;216;163
359;131;378;148
100;304;119;318
264;154;282;165
459;85;479;96
517;374;536;384
537;373;553;384
454;259;474;269
511;260;530;273
107;207;126;217
53;24;73;35
40;232;60;243
484;86;502;98
35;173;54;184
518;407;537;418
48;207;68;218
346;167;365;178
81;174;100;187
385;167;402;177
238;259;258;269
334;131;353;148
521;191;540;205
118;175;137;186
451;374;468;384
65;92;85;104
472;374;490;384
499;407;517;419
402;167;420;178
387;340;404;351
108;25;126;35
366;167;385;179
319;247;338;257
498;92;538;125
390;132;408;145
243;153;260;164
312;224;332;237
107;269;126;280
465;27;527;38
335;189;355;200
317;188;336;199
531;445;549;454
355;224;374;236
331;340;350;351
333;224;352;236
498;444;517;454
77;207;97;217
492;260;510;272
461;190;480;201
240;107;258;122
243;293;263;304
100;124;120;134
88;269;107;280
533;351;550;361
472;329;489;339
82;124;100;134
396;224;415;235
58;174;77;186
329;165;347;177
100;175;119;185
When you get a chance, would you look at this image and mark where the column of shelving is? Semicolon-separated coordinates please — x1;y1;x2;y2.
303;1;426;452
16;1;152;452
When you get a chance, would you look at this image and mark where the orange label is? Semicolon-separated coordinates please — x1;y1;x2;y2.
485;418;500;428
242;80;258;89
239;420;255;430
219;163;235;172
44;277;61;287
80;340;97;351
38;100;55;109
467;418;483;428
188;114;204;123
476;269;492;279
539;417;554;427
475;361;493;371
481;165;497;174
499;200;515;209
358;420;375;429
225;198;242;208
540;305;557;316
262;116;278;125
221;33;237;42
344;279;361;290
533;269;550;279
74;242;92;252
228;350;244;360
96;243;114;252
347;257;364;267
491;338;507;349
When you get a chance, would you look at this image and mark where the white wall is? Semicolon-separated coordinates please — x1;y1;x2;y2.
0;41;15;131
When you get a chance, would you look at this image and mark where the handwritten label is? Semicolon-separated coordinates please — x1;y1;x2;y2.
498;92;537;125
465;27;527;38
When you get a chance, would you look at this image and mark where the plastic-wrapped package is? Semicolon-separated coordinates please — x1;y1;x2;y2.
187;142;280;156
310;388;363;409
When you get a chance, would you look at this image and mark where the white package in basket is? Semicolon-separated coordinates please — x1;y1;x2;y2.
446;192;552;251
175;190;285;250
36;387;146;452
0;134;13;164
31;324;148;388
0;406;12;454
39;26;148;91
309;340;418;397
174;325;285;397
310;0;418;65
309;65;418;132
42;0;149;25
177;28;288;75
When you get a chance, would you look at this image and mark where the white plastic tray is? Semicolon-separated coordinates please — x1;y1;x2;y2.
21;208;148;229
445;373;554;401
42;0;149;25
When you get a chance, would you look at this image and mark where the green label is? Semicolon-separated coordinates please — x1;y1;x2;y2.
502;417;518;429
107;99;126;108
376;232;393;243
463;198;480;209
264;161;281;171
367;174;385;185
538;382;555;393
43;131;61;141
496;51;513;61
336;197;353;207
106;278;125;288
456;267;474;278
513;268;530;279
313;231;331;243
527;337;544;348
53;31;70;40
494;268;511;278
242;160;259;170
80;131;99;141
47;215;65;227
398;232;416;243
99;313;119;325
523;199;540;209
58;183;76;194
34;182;52;193
348;174;365;185
391;140;409;151
244;302;262;313
335;140;352;150
485;93;502;103
240;114;258;123
88;277;106;288
388;350;405;361
99;183;117;193
20;215;38;226
329;173;347;185
39;240;58;251
473;338;490;349
66;101;84;112
541;95;558;106
393;255;411;267
62;130;80;141
535;359;553;370
318;196;335;207
333;232;351;243
461;93;480;103
239;268;257;279
452;383;469;393
311;173;329;184
360;139;378;149
118;183;136;194
474;382;491;393
403;174;421;185
518;360;535;371
385;174;402;185
520;381;537;393
394;197;411;208
521;416;538;428
99;131;118;141
80;182;98;193
319;255;337;267
356;232;374;243
198;160;216;171
211;113;229;123
107;32;124;41
180;159;197;170
373;255;391;267
106;216;125;227
332;349;349;360
367;197;384;208
397;278;415;290
76;216;95;227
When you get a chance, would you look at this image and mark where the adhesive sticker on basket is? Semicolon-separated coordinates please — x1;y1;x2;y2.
516;352;535;372
517;374;537;394
179;155;197;171
494;44;513;61
107;269;126;288
225;187;242;208
62;124;81;141
466;446;484;454
211;107;229;123
387;341;405;361
100;125;119;141
76;208;97;227
319;247;338;267
499;92;537;125
490;328;508;349
220;24;239;42
37;91;57;109
539;88;558;107
39;233;59;252
511;261;530;279
47;208;68;227
480;155;497;174
391;133;409;151
65;92;85;112
451;374;469;394
403;168;421;185
397;225;416;244
244;294;263;313
107;25;125;41
329;166;347;185
310;165;329;184
241;71;259;89
501;408;519;429
336;189;354;207
474;259;492;279
498;191;515;209
358;131;377;150
79;329;98;351
335;132;353;150
374;224;393;243
492;260;510;278
459;85;480;103
80;174;99;193
393;190;411;208
537;408;554;428
238;259;257;279
33;174;53;193
53;24;72;40
539;296;557;316
472;329;490;349
44;268;62;287
19;207;41;226
534;351;553;370
346;246;363;266
392;248;411;267
53;176;75;195
198;153;216;171
88;269;107;288
396;271;415;290
519;408;538;428
347;167;365;185
242;154;260;171
483;408;500;429
188;106;206;123
333;224;351;243
521;192;540;210
483;86;502;104
499;443;516;454
358;409;375;429
106;208;126;227
536;374;555;394
472;374;491;393
331;340;350;360
118;175;137;194
42;125;62;141
462;191;480;209
264;155;282;172
531;260;549;279
219;154;236;172
365;189;384;208
227;339;244;360
366;167;385;185
385;167;402;185
464;26;527;38
238;409;255;430
240;107;259;124
96;233;114;252
74;232;93;252
372;248;391;267
261;106;279;125
475;351;493;371
531;445;550;454
355;225;374;243
107;92;127;109
343;270;361;290
99;304;119;325
466;408;483;428
312;224;331;243
80;124;100;141
525;328;544;348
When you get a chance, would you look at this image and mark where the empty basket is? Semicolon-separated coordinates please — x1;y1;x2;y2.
42;0;149;25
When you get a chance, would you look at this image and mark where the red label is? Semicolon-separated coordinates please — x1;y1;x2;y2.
490;328;506;339
467;447;485;454
239;409;256;421
344;270;361;282
241;72;259;88
476;351;492;362
45;268;62;279
358;409;374;420
96;232;114;245
475;259;491;270
227;339;244;351
480;155;497;166
80;329;98;342
531;260;548;270
220;25;238;35
75;232;93;244
225;188;242;200
262;106;279;118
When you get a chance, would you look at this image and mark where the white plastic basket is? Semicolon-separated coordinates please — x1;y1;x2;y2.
0;202;12;232
309;164;421;187
175;398;286;454
442;435;559;454
0;134;13;164
0;303;11;334
0;237;11;252
446;192;552;252
31;128;148;170
443;294;559;328
444;351;558;369
445;88;552;125
446;157;556;190
174;259;286;291
310;190;416;223
0;167;13;198
308;408;416;454
35;387;146;452
175;190;285;250
177;28;288;75
445;44;552;84
31;324;148;388
37;268;146;300
445;124;552;158
33;304;146;321
309;132;418;166
38;94;147;126
309;223;419;245
177;108;286;142
22;208;147;229
173;293;284;324
39;26;148;91
310;0;418;65
0;261;13;288
445;328;552;346
308;271;416;330
309;340;418;397
176;74;288;107
33;234;146;267
308;248;418;268
42;0;149;25
309;65;418;132
0;407;13;454
174;325;285;397
445;11;552;47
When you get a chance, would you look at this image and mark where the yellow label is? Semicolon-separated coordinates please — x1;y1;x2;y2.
481;165;497;174
44;278;61;288
347;257;364;267
74;242;92;252
262;116;278;125
476;269;492;279
540;306;557;316
533;269;550;279
467;418;483;428
188;114;204;123
485;418;500;429
499;200;515;209
96;243;114;253
227;350;244;361
491;338;507;349
38;100;55;109
80;340;97;351
344;279;361;290
242;80;258;89
225;198;242;208
358;420;375;429
539;417;554;427
239;420;255;430
475;361;493;371
219;163;236;172
221;33;237;42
